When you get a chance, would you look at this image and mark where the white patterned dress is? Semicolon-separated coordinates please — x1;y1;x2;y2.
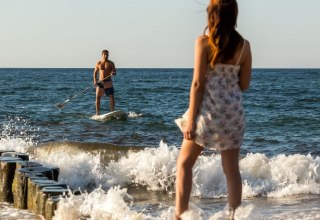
175;42;246;151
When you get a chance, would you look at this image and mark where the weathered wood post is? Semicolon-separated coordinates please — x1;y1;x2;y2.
38;187;69;216
12;166;55;209
1;152;29;161
30;179;66;213
0;157;22;202
45;195;61;220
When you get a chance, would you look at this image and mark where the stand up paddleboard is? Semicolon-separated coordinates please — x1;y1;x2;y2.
91;110;127;121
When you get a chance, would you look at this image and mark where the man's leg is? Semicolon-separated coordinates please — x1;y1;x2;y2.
95;96;101;115
109;95;115;112
105;87;115;112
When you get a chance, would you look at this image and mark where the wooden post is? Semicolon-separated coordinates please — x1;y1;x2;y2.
38;187;68;216
0;157;21;202
12;166;55;209
1;152;29;161
30;179;66;213
45;195;61;220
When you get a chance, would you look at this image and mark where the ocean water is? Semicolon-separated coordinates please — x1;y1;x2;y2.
0;68;320;219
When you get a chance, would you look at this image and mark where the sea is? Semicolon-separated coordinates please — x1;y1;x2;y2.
0;68;320;220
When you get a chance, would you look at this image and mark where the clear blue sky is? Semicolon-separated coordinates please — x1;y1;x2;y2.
0;0;319;68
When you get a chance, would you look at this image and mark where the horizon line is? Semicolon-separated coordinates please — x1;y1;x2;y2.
0;67;319;70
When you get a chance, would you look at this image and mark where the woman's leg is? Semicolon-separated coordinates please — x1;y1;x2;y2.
175;139;203;219
221;148;242;211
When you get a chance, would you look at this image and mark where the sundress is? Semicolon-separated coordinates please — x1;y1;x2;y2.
175;41;246;151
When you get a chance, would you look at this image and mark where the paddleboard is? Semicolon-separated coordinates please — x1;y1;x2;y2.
91;110;127;121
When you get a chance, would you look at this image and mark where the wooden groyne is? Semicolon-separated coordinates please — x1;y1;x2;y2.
0;150;70;219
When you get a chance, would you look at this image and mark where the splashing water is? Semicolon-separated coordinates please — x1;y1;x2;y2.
0;117;37;153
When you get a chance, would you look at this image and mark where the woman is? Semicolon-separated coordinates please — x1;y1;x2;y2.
175;0;252;219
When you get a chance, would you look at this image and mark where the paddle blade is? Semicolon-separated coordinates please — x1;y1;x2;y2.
55;102;66;109
55;99;70;109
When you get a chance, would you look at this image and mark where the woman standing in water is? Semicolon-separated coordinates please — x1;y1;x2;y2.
175;0;252;219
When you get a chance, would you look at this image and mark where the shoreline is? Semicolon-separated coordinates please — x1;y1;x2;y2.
1;195;320;219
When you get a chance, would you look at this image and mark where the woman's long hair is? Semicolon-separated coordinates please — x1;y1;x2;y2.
207;0;242;67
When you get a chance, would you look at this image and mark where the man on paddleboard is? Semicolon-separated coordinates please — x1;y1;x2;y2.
93;50;117;115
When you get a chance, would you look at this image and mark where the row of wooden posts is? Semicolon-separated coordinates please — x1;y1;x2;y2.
0;149;70;219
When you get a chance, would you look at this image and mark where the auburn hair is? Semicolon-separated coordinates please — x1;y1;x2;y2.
207;0;242;67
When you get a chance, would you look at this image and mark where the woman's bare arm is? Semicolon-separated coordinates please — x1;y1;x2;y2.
184;36;208;140
238;40;252;91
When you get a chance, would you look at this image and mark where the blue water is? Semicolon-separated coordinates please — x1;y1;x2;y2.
1;68;319;156
1;68;320;219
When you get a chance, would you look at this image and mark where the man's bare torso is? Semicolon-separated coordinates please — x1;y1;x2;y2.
97;60;114;88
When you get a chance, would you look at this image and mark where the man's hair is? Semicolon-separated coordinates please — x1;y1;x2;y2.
102;50;109;55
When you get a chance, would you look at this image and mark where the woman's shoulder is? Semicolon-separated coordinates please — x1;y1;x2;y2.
196;35;209;43
195;35;209;50
237;34;251;57
238;33;250;48
242;38;250;48
242;38;251;55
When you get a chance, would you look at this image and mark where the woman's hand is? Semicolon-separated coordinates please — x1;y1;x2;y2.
183;121;195;140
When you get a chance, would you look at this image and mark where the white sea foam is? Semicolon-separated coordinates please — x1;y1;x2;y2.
270;210;320;220
128;111;143;118
0;136;33;153
53;187;151;220
192;154;227;198
1;127;320;198
240;153;320;198
106;140;179;191
48;142;319;219
32;147;113;190
0;117;36;153
0;202;36;220
2;120;320;219
54;190;261;220
207;203;261;220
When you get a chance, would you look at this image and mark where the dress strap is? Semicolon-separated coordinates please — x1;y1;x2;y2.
235;39;246;65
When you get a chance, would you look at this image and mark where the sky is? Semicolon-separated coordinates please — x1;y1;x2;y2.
0;0;319;68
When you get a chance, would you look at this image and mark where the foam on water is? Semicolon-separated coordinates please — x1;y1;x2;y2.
1;119;320;219
270;210;320;220
53;188;320;219
29;140;320;219
106;140;179;191
240;153;320;198
0;202;36;220
192;154;227;198
0;117;37;153
128;111;143;118
207;204;261;220
32;148;113;190
54;190;260;220
53;187;152;220
1;120;320;198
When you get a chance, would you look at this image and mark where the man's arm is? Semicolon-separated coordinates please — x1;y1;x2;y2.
93;62;99;85
111;61;116;76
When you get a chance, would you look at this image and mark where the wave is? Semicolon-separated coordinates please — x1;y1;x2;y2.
2;116;320;219
1;117;320;198
53;187;261;220
2;134;320;199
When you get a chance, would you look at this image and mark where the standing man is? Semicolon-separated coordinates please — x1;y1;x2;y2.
93;49;117;115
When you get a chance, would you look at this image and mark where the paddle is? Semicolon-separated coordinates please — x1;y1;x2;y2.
55;75;112;109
